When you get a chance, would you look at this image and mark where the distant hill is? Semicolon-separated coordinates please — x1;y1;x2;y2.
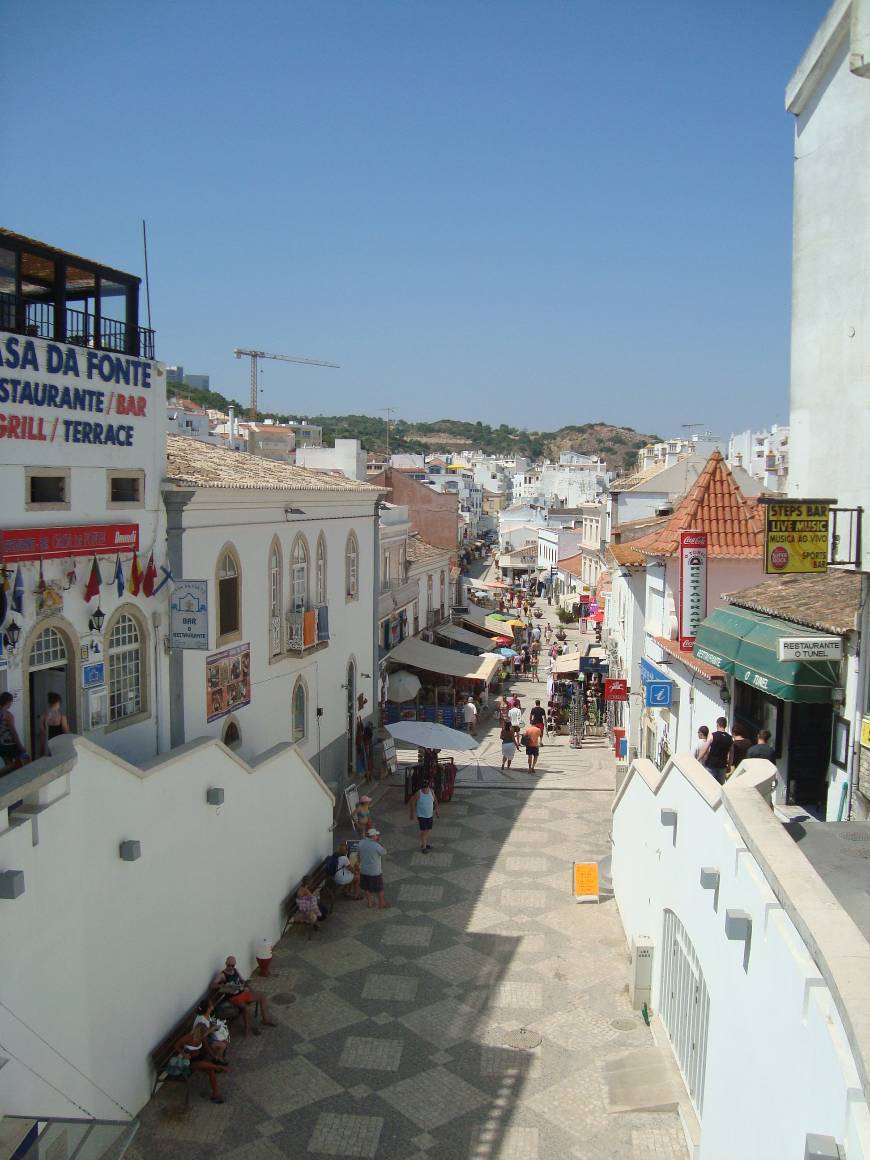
167;385;658;473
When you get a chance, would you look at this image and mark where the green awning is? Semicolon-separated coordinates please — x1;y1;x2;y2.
693;607;841;703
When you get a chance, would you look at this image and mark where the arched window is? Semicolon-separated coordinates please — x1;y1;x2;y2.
345;532;359;601
316;535;327;605
269;539;282;657
217;547;241;641
292;679;307;743
222;719;241;750
107;611;145;723
291;536;309;613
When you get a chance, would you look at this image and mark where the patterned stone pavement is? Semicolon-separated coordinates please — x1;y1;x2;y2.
132;655;687;1160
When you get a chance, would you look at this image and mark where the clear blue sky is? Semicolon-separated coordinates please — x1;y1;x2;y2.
5;0;828;437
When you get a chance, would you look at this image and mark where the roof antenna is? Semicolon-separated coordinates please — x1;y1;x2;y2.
142;219;152;332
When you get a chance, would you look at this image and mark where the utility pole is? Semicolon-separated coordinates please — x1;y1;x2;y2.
380;407;396;458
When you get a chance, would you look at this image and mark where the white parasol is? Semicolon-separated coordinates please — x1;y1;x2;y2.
386;670;422;703
386;721;478;751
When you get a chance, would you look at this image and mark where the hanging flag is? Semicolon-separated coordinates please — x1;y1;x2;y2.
1;566;10;593
113;555;125;597
37;559;46;594
142;552;157;598
11;566;24;613
127;552;142;596
84;556;102;603
152;564;174;595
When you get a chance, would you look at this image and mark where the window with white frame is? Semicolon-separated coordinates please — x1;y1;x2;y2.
107;612;143;722
292;679;307;742
316;536;327;604
346;532;359;600
218;549;241;640
269;541;282;657
291;536;309;612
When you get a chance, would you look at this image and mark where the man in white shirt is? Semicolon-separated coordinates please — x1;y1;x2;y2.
508;701;523;743
358;829;389;909
463;696;478;735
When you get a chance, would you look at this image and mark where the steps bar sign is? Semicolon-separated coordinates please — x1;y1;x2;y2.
679;530;707;651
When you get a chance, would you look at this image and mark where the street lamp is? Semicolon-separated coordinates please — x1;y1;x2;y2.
3;620;21;651
88;606;106;633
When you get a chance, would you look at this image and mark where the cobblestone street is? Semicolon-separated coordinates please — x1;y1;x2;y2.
132;643;687;1159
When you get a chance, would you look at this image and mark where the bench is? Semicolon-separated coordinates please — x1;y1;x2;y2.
281;856;335;939
149;986;251;1101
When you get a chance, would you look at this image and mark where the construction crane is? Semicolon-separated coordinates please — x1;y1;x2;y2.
233;348;340;420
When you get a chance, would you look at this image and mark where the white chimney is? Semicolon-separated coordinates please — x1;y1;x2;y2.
228;406;236;442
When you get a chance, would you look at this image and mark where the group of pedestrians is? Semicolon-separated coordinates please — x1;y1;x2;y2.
497;693;546;772
694;717;776;785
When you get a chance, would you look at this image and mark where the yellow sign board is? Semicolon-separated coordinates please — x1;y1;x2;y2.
763;501;830;575
861;716;870;750
573;862;599;901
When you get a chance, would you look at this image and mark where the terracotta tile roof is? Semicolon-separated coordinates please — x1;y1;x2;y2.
724;569;861;636
557;553;583;577
406;534;449;566
165;434;382;493
632;452;763;559
606;542;646;567
653;636;725;681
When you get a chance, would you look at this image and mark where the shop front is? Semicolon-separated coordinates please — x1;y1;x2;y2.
383;637;500;727
694;606;844;816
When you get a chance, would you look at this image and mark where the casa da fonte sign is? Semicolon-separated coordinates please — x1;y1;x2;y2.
0;332;153;453
763;500;830;575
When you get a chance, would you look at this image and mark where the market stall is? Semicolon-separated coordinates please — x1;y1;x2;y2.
384;638;501;726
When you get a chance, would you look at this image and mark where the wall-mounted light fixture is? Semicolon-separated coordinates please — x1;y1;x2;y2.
719;684;731;705
88;606;106;633
206;788;225;806
3;620;21;652
119;840;141;862
0;870;25;899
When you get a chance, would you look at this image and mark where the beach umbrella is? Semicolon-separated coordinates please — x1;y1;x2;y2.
497;647;518;657
387;670;422;703
493;635;513;645
386;721;478;751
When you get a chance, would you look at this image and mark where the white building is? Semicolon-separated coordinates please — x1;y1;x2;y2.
728;424;789;492
536;527;583;575
163;435;382;787
296;437;368;482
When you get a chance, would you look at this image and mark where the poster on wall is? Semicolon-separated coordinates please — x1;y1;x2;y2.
678;530;707;651
206;642;251;722
762;500;830;574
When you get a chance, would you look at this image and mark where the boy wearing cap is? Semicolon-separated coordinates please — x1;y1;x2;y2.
358;828;389;909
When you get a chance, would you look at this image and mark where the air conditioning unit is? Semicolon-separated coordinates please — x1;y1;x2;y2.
629;935;654;1010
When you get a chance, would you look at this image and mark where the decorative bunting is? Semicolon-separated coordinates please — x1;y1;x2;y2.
142;552;157;598
127;552;142;596
152;564;174;596
84;556;102;603
11;566;24;614
114;555;125;598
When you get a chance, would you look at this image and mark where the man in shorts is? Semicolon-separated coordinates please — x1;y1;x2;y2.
358;828;389;909
522;721;543;771
212;955;276;1036
529;699;546;744
408;778;439;852
508;699;523;744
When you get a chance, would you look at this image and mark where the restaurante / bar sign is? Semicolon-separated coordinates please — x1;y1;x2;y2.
776;636;842;662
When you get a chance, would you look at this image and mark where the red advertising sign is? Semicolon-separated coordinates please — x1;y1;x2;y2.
678;530;708;651
0;523;139;563
604;679;628;702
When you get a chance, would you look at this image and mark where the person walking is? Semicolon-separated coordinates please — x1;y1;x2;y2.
529;699;546;744
38;692;70;757
522;721;543;771
409;778;439;852
508;699;523;744
729;722;752;770
500;718;519;770
462;696;478;736
693;725;709;761
747;729;776;760
544;622;552;643
0;692;27;774
359;828;389;909
699;717;733;784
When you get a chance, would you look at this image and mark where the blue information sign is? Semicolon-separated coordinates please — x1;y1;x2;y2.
644;681;673;708
82;662;105;689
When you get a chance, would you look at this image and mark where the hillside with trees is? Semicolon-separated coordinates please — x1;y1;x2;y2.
167;383;658;473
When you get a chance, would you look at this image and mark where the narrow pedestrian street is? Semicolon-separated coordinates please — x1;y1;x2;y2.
132;626;687;1160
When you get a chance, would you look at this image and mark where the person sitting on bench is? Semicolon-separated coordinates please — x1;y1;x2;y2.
212;956;276;1037
293;876;322;929
193;999;230;1062
168;1023;228;1103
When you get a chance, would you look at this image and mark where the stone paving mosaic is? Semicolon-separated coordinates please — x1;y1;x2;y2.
132;653;687;1160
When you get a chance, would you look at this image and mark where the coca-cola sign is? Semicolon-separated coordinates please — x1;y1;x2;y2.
679;530;707;651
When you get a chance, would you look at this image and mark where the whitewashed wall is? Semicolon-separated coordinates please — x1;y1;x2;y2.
0;734;334;1121
612;754;870;1159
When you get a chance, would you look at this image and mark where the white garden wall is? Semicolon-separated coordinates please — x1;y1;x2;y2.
612;754;870;1160
0;733;334;1122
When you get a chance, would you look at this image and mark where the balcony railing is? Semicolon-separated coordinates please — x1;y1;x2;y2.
285;604;330;651
0;292;155;359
